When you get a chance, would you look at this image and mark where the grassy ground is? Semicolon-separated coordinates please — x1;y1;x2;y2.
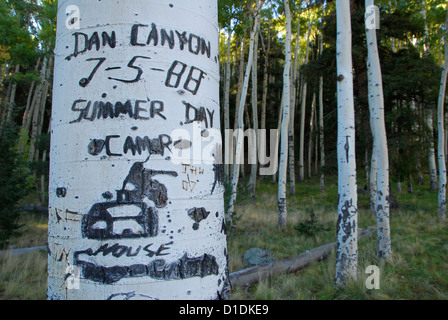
1;172;447;300
228;173;448;300
0;213;48;300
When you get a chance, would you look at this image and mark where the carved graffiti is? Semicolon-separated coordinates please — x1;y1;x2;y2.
81;159;177;240
87;133;172;158
74;251;219;284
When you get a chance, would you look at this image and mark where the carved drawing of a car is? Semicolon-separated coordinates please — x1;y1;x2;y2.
81;200;158;240
81;160;178;240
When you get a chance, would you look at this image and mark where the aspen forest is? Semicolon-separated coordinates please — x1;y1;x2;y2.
1;0;448;302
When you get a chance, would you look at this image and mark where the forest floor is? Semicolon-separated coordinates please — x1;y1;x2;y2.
1;172;447;300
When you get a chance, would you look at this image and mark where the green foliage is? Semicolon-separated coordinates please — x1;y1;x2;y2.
294;209;329;237
0;123;34;248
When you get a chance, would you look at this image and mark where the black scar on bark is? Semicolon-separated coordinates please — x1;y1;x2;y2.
56;187;67;198
338;199;357;243
74;252;219;284
119;161;178;208
188;207;210;230
188;207;210;223
81;158;178;240
211;164;224;195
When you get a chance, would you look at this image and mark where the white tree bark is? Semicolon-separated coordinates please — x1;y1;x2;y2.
227;3;261;221
224;29;232;178
48;0;229;300
298;19;311;182
367;55;378;216
278;0;292;229
366;0;392;259
437;9;448;221
335;0;358;285
22;57;41;129
29;56;48;161
231;36;246;180
427;109;438;190
259;24;271;179
308;93;316;179
319;34;325;192
249;22;259;203
5;64;20;123
422;1;438;191
288;16;301;195
260;25;271;132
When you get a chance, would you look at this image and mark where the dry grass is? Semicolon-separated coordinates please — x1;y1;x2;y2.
1;174;448;300
227;175;448;300
0;213;48;300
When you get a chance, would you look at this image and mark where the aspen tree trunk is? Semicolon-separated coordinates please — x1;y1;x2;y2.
298;18;311;182
278;0;292;229
234;37;245;132
437;9;448;221
288;16;301;195
224;29;232;178
227;3;260;221
5;64;20;123
445;112;448;162
273;91;284;184
335;0;358;285
259;25;271;178
29;56;48;161
422;0;438;191
319;35;325;192
231;37;246;179
249;22;259;203
260;25;271;133
48;0;230;300
35;56;53;163
427;108;438;190
24;82;39;132
367;60;378;216
366;0;392;259
22;57;41;129
308;93;316;179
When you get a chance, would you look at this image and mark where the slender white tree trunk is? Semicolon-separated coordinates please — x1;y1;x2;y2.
22;57;42;129
288;16;301;195
232;37;246;179
249;23;259;203
278;0;292;228
227;3;261;221
366;0;392;259
273;90;284;184
335;0;358;285
367;57;378;216
427;108;438;190
437;9;448;221
5;64;20;123
308;93;316;179
48;0;229;300
29;57;48;161
421;2;438;191
319;35;325;192
259;25;271;179
224;29;232;179
299;80;307;182
298;19;311;182
260;26;271;132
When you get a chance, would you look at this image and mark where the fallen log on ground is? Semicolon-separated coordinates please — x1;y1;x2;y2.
20;206;48;216
0;246;47;256
229;226;376;288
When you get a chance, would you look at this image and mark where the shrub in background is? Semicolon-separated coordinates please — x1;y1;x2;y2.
0;123;34;248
